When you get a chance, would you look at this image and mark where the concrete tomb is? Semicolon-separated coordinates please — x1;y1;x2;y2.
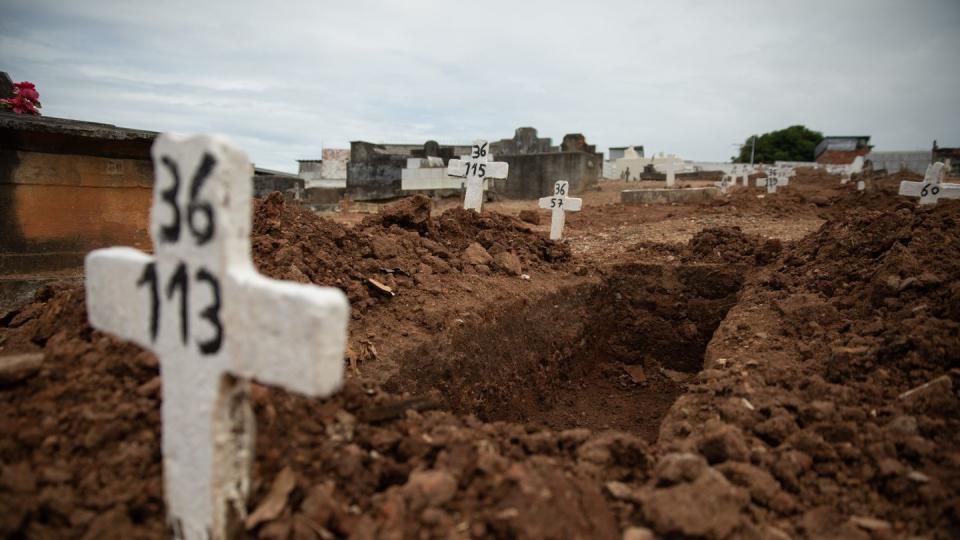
447;140;509;211
491;127;602;200
85;134;350;539
537;180;582;240
899;162;960;205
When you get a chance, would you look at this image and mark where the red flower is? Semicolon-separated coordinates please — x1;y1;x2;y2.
1;95;39;115
2;80;42;114
15;84;40;102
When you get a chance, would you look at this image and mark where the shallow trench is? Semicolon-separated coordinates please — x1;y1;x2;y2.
386;262;745;442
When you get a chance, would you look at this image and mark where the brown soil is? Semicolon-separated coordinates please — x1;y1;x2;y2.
1;169;959;539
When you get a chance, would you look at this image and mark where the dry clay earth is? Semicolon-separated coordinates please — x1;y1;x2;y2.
1;170;959;539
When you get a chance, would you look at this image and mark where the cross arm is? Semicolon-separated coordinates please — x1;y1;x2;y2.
85;247;157;350
538;196;582;211
899;180;923;197
447;159;467;178
564;197;583;211
226;270;349;398
447;159;509;180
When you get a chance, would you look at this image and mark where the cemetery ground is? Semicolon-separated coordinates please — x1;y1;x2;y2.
1;168;959;539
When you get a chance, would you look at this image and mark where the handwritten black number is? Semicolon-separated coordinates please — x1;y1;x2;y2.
471;143;487;159
159;157;182;243
138;262;223;353
196;269;223;355
187;152;217;245
478;164;486;178
555;183;566;195
137;262;159;341
166;263;189;345
159;153;218;245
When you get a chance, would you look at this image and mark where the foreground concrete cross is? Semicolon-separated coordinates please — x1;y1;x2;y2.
537;180;582;240
447;140;509;211
85;134;350;539
899;162;960;205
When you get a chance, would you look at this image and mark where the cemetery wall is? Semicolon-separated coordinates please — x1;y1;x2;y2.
497;151;601;199
0;114;156;274
864;150;931;175
303;186;345;211
252;175;305;201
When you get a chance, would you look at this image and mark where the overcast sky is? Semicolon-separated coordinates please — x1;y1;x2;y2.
2;0;959;172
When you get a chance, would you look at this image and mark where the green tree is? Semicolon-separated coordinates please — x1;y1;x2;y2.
733;125;824;164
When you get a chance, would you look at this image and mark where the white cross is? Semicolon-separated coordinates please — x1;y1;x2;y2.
757;173;779;193
665;157;676;187
899;162;960;205
447;139;509;211
85;134;350;540
715;173;733;194
740;165;751;186
537;180;582;240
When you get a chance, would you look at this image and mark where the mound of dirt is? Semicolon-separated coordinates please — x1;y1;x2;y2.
254;193;569;313
688;226;782;265
667;200;960;538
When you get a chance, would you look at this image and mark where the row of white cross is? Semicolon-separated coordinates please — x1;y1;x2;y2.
84;135;959;540
714;165;793;194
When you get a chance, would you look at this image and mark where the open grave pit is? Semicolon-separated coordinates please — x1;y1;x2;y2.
386;262;745;440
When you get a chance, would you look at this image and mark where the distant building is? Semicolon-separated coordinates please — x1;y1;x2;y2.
297;148;350;189
608;145;644;161
933;140;960;175
814;135;872;165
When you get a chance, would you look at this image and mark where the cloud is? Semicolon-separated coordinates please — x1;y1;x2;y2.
1;0;958;170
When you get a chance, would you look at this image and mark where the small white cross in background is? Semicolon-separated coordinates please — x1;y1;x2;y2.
899;162;960;205
447;140;509;211
85;134;350;539
537;180;582;240
665;157;676;187
740;165;751;186
756;167;787;192
715;173;733;194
